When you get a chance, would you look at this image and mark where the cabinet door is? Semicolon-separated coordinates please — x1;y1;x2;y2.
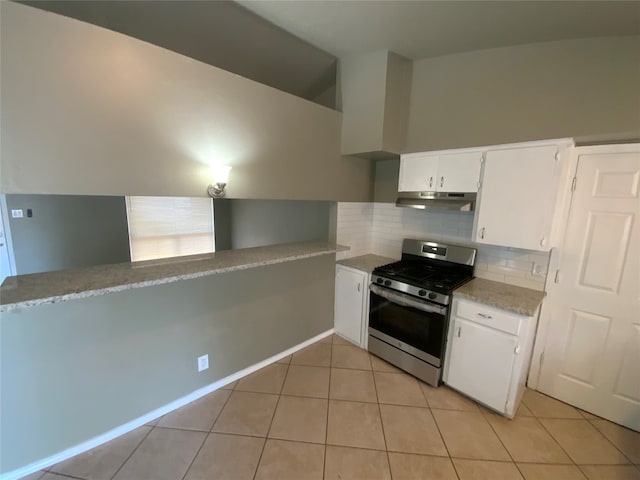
437;151;483;192
334;266;366;345
398;154;439;192
474;145;559;250
445;317;518;412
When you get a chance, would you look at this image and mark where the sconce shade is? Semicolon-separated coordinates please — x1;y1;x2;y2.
208;165;231;198
211;165;231;184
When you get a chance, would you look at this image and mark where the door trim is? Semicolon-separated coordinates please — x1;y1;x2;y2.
528;143;640;390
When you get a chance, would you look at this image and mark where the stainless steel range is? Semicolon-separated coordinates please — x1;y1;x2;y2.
368;239;476;386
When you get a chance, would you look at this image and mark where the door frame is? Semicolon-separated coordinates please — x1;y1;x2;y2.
527;143;640;389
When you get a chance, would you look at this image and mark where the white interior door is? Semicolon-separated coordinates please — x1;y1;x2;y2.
537;145;640;431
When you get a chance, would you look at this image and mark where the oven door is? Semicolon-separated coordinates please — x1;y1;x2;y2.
369;284;448;367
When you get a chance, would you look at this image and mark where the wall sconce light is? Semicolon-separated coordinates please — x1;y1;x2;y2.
207;165;231;198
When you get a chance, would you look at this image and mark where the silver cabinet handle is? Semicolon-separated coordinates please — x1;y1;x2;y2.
477;313;493;319
440;176;444;188
357;283;361;292
540;237;546;247
457;326;462;337
480;227;485;239
429;176;433;188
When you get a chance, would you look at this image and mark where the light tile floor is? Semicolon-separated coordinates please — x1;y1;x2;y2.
22;334;640;480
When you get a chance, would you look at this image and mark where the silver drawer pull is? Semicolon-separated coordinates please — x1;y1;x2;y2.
477;313;493;319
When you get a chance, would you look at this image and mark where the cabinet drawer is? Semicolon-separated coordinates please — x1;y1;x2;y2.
455;299;522;335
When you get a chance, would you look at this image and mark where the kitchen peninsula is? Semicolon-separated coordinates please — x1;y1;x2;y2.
0;241;344;473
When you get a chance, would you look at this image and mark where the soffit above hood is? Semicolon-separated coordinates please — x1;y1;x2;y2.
340;51;412;159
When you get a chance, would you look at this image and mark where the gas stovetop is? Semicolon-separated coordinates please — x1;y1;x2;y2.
371;239;477;303
374;260;473;293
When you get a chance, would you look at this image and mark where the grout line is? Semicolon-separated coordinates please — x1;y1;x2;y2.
107;424;155;480
177;388;238;480
251;353;290;480
154;425;216;434
370;360;395;479
178;433;209;480
480;404;528;479
427;399;461;480
322;339;333;480
519;390;632;468
535;416;584;468
209;389;236;432
42;473;86;480
583;417;639;465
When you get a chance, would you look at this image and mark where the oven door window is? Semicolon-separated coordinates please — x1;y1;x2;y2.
369;291;445;360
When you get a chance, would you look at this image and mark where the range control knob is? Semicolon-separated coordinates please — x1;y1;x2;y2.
384;280;391;286
428;292;437;300
376;278;383;284
418;290;427;296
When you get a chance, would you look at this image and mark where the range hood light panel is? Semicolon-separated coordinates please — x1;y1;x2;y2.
395;192;477;212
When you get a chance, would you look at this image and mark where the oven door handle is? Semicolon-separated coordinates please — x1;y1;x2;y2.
369;284;447;316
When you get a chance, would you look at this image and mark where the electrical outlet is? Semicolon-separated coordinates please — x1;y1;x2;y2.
531;262;545;277
197;354;209;372
11;209;23;218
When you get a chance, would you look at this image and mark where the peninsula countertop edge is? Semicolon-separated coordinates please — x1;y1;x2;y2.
0;242;349;313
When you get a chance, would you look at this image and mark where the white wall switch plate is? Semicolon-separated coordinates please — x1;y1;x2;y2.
11;209;23;218
197;354;209;372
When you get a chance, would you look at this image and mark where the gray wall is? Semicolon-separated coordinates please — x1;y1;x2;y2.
0;255;335;473
0;3;372;201
406;35;640;152
228;200;331;249
373;159;401;203
6;194;130;275
20;0;337;107
339;51;388;155
212;199;232;251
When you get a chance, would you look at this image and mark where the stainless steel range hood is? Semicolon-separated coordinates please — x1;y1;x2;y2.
396;192;477;211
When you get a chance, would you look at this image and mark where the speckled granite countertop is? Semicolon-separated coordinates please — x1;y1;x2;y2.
454;277;545;317
0;242;348;313
336;254;396;273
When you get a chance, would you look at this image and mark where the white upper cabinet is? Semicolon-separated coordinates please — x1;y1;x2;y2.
398;154;439;192
437;151;484;192
398;150;483;192
473;141;572;251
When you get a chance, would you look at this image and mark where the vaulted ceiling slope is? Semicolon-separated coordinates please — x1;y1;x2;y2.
238;0;640;59
18;0;338;107
18;1;640;111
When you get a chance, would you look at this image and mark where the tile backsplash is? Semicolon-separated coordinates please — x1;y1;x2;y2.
337;202;550;291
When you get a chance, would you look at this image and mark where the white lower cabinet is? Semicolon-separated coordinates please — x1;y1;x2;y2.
334;264;369;348
444;297;539;418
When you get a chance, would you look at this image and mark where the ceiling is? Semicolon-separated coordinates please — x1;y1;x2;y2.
19;0;639;110
238;1;640;60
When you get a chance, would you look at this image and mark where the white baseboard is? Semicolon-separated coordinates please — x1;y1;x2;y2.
2;329;333;480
